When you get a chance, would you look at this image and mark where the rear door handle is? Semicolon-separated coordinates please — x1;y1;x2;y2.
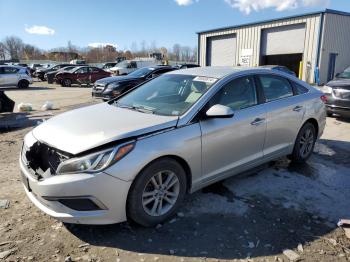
251;118;265;126
293;105;303;112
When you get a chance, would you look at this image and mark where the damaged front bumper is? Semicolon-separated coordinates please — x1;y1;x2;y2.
19;133;132;225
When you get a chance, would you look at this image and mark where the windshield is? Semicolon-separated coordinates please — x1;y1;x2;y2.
115;74;217;116
128;67;153;78
337;72;350;79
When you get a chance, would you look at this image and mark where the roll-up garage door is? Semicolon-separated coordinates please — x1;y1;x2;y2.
261;24;306;55
206;34;236;66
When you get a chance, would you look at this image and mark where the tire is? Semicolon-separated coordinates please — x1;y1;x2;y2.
17;80;29;89
62;78;72;87
127;158;187;227
290;123;316;163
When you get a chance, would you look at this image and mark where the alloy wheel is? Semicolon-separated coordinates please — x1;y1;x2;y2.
142;170;180;217
299;128;314;158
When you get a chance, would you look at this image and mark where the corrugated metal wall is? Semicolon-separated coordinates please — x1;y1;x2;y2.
198;14;321;83
319;13;350;84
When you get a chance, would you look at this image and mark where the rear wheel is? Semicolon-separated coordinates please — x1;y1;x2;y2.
17;80;29;89
127;158;187;227
62;78;72;87
290;123;316;163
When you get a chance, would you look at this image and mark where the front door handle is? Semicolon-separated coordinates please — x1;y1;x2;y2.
293;105;303;112
251;118;265;126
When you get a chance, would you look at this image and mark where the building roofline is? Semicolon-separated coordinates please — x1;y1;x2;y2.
196;9;350;34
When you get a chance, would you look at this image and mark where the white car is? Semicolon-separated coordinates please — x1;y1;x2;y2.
109;60;158;75
0;65;33;88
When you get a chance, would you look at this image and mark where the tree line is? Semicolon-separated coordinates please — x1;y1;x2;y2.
0;36;197;63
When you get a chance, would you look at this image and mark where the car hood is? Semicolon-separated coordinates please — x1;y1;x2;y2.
96;76;140;85
32;103;178;155
326;78;350;89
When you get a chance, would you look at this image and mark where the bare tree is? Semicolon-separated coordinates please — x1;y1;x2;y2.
172;44;181;61
3;36;23;59
0;42;6;60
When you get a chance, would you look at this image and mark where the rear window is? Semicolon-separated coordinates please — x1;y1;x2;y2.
292;82;309;95
258;75;293;102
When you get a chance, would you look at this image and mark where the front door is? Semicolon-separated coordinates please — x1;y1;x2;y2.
200;75;266;183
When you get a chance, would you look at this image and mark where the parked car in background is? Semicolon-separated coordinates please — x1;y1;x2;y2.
101;62;118;72
55;66;111;87
70;59;86;65
45;66;78;84
173;63;199;69
29;64;44;76
92;65;176;100
323;70;350;118
35;64;72;81
260;65;297;77
0;65;32;88
109;59;158;75
20;67;326;226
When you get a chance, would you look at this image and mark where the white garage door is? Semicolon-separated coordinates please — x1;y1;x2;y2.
207;34;236;66
261;24;306;55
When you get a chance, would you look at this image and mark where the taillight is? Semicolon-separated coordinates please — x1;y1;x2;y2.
320;95;327;103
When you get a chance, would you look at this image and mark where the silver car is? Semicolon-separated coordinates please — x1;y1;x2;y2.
0;65;33;88
20;67;326;226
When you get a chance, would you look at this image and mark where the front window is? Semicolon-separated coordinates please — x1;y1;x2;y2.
75;67;89;74
128;67;154;78
115;74;217;116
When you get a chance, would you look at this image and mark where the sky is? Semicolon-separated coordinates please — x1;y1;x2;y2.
1;0;350;51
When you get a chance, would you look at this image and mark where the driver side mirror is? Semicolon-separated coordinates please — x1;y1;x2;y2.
206;104;234;118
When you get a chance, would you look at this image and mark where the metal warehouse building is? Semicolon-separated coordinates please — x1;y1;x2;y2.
197;9;350;85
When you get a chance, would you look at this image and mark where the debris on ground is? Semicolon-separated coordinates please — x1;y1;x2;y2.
0;248;17;259
283;249;300;261
338;219;350;238
17;103;33;112
41;101;54;111
0;199;10;209
297;243;304;253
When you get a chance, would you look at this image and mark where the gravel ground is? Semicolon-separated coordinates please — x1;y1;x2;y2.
1;83;350;262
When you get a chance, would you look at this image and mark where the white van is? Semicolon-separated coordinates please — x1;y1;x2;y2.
109;59;158;75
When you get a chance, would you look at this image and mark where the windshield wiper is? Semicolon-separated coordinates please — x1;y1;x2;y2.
116;103;154;114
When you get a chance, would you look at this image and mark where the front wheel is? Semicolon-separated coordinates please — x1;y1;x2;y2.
62;78;72;87
127;158;187;227
290;123;316;163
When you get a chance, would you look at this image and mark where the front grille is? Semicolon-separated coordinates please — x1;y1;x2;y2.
333;89;350;100
93;83;106;92
22;142;69;178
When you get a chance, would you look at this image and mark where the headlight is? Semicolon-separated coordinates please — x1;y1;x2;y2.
105;82;120;91
323;85;333;94
56;142;135;175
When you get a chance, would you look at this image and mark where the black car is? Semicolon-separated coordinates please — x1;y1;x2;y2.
35;64;72;81
173;63;199;69
92;66;176;100
324;71;350;118
45;65;78;84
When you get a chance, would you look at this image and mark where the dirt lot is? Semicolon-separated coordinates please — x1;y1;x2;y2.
1;82;350;262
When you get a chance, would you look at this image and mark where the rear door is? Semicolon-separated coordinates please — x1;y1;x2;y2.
200;75;266;183
2;67;20;86
89;67;102;83
256;74;305;158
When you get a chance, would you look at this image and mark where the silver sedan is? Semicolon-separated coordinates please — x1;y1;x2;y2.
20;67;326;226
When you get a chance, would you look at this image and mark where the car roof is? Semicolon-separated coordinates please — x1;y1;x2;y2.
169;66;267;79
0;65;25;69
